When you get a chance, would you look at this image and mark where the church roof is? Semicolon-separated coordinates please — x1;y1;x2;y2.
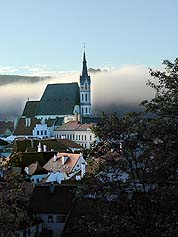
80;51;91;84
36;83;80;116
22;101;39;118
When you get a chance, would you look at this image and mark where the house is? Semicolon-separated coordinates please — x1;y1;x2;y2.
12;138;82;153
43;152;87;180
53;121;96;149
24;161;49;184
30;184;76;237
0;120;14;137
15;219;43;237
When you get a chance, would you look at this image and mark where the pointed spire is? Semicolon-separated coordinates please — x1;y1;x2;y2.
82;50;88;77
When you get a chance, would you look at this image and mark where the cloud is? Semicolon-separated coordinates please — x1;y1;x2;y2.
0;65;18;74
0;64;155;120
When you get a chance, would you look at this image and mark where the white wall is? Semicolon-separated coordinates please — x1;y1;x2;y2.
38;213;66;237
30;174;48;184
33;124;51;138
54;129;96;149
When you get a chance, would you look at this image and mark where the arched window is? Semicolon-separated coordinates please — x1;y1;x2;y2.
82;94;84;101
82;107;84;114
85;94;87;101
85;83;87;90
86;107;88;114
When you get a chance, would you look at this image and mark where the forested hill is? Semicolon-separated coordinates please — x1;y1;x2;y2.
0;75;50;86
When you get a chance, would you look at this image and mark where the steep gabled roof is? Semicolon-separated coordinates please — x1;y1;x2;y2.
27;161;48;176
43;153;81;174
13;118;40;136
12;138;82;153
30;184;76;214
22;101;39;117
36;83;80;116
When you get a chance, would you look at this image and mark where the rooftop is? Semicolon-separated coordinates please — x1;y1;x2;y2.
36;83;80;116
30;184;76;214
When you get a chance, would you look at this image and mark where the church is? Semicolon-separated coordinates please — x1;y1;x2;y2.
35;50;92;120
13;51;97;138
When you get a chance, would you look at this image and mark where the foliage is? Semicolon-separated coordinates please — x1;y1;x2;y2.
0;170;34;236
64;58;178;236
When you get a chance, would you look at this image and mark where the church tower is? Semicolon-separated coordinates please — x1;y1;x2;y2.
80;50;92;116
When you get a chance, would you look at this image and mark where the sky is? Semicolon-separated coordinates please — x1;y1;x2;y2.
0;0;178;119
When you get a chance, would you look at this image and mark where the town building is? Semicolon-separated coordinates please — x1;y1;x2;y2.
30;184;76;237
53;121;96;149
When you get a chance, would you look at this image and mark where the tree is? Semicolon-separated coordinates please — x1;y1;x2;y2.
64;58;178;236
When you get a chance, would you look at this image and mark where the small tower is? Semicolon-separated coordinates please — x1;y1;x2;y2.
80;50;91;116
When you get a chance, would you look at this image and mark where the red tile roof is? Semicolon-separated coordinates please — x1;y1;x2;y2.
43;153;81;174
55;121;93;131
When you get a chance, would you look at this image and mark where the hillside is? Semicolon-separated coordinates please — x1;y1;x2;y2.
0;75;50;86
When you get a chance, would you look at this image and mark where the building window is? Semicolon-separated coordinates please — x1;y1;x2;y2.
44;130;47;135
85;83;87;90
76;135;78;140
41;130;43;136
73;134;75;140
70;134;72;139
86;107;87;114
37;131;39;135
85;94;87;101
90;135;92;140
79;135;80;140
82;94;84;101
48;215;53;223
56;215;66;223
82;135;83;140
85;135;87;140
82;107;84;114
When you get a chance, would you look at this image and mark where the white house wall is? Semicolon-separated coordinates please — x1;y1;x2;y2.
54;129;95;149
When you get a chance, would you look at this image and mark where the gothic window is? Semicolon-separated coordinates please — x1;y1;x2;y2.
85;94;87;101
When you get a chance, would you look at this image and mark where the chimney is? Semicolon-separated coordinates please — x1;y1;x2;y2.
24;167;29;175
53;154;57;162
74;112;78;121
78;113;81;123
43;144;47;152
81;162;86;178
62;156;68;165
31;139;34;148
50;183;55;194
37;142;42;152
